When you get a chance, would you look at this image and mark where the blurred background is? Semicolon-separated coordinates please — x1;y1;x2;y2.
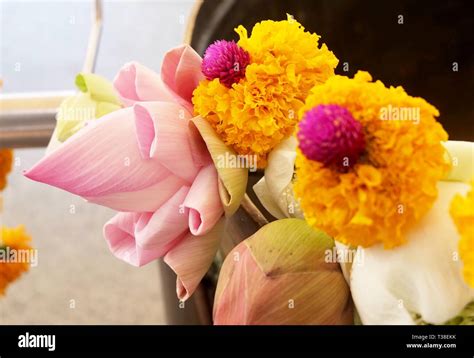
1;0;472;324
190;0;473;141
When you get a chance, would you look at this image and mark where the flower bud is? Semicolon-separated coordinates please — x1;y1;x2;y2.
213;219;353;324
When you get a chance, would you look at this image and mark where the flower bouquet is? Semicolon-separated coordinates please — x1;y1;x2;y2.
25;15;473;325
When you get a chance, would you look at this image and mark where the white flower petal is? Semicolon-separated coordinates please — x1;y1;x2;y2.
351;181;474;325
253;136;304;219
253;177;287;219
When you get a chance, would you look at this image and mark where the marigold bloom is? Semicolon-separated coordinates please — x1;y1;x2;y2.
0;226;32;295
193;16;338;167
0;148;13;191
294;71;450;248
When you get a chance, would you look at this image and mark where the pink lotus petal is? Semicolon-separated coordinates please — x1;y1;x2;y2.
134;102;199;183
104;212;186;267
113;62;179;107
133;103;156;159
213;243;254;324
85;173;188;212
134;185;190;250
24;107;178;212
184;164;224;235
188;120;213;168
161;45;204;104
164;219;224;301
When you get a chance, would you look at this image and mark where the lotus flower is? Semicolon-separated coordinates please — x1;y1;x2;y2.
24;45;237;300
213;219;353;325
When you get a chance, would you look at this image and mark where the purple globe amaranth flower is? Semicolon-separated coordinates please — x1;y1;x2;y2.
202;40;250;88
298;104;366;169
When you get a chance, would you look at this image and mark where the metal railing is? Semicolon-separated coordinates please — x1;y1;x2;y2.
0;0;103;149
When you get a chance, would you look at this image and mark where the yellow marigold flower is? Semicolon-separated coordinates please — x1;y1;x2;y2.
236;16;338;97
450;181;474;287
294;71;450;248
0;148;13;191
193;16;338;167
0;226;32;295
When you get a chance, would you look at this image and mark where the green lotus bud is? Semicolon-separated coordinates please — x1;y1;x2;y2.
56;73;121;142
213;218;353;324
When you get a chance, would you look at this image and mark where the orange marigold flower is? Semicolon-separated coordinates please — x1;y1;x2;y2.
0;148;13;191
193;16;338;168
0;226;32;295
294;71;450;248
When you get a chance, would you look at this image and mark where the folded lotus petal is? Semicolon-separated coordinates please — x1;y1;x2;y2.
253;178;287;219
351;181;474;325
25;107;179;212
103;212;186;267
164;219;224;301
103;212;140;264
134;102;199;183
187;120;213;168
134;185;190;250
161;45;204;104
190;116;248;216
253;136;304;219
183;164;224;236
264;136;297;198
113;62;182;107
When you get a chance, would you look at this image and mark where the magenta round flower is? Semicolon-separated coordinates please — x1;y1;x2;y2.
298;104;365;169
201;40;250;88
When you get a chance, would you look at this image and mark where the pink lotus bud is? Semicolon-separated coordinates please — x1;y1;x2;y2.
213;219;353;325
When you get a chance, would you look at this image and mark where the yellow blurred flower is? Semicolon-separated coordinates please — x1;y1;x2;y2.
450;180;474;287
0;148;13;191
295;71;450;248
